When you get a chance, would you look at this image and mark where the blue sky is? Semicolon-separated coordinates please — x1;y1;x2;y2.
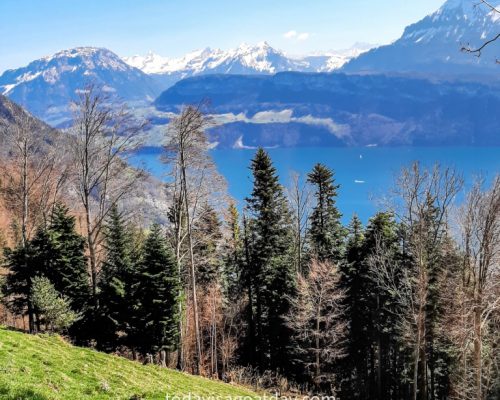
0;0;445;72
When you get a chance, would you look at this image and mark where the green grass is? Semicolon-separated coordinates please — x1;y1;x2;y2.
0;327;259;400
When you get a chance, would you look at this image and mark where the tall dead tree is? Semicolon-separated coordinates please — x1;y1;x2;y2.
164;103;227;375
69;84;145;303
383;162;463;400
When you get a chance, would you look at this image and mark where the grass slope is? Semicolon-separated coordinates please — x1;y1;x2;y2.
0;327;258;400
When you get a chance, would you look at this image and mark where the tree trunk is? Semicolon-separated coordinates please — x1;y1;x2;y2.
144;353;153;365
22;143;35;333
376;295;382;400
315;303;321;382
84;200;98;307
377;332;382;399
296;208;302;274
160;350;167;367
243;215;255;364
474;299;482;400
174;197;185;371
179;149;202;375
413;320;421;400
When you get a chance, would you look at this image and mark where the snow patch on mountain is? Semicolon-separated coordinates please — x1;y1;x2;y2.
124;42;376;79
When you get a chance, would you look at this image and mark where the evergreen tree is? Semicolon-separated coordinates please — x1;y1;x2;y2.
307;163;346;262
339;214;370;398
29;203;90;312
3;204;89;328
245;148;295;371
95;205;134;351
132;224;180;357
340;212;406;400
3;243;39;324
222;202;243;299
31;276;79;333
362;212;402;400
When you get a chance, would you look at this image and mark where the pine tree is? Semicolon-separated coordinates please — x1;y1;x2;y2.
31;276;79;333
3;243;40;325
222;202;243;299
339;214;369;398
3;204;89;334
132;224;180;357
362;212;401;400
95;205;134;351
245;148;295;371
30;203;90;312
307;163;346;262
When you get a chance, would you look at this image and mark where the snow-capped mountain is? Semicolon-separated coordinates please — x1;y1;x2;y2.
343;0;500;76
0;47;159;126
301;43;376;72
124;42;375;88
125;42;304;75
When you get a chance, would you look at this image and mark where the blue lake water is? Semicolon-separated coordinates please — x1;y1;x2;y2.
129;147;500;223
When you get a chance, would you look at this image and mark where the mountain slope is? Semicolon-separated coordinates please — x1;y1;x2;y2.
0;95;171;227
0;47;160;126
155;72;500;148
0;327;258;399
343;0;500;77
0;94;59;156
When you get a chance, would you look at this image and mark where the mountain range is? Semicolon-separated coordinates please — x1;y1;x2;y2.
0;0;498;145
0;43;373;126
123;42;374;88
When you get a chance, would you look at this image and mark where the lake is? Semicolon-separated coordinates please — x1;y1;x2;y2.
129;146;500;223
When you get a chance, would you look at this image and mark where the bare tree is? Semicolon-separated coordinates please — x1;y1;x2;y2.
286;171;312;274
448;176;500;400
286;259;346;390
69;84;145;303
219;296;242;378
198;283;224;377
384;162;463;400
164;103;227;375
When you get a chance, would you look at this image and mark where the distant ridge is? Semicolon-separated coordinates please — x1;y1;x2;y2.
123;42;375;88
154;72;500;148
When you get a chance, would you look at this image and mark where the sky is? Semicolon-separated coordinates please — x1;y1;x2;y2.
0;0;446;73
